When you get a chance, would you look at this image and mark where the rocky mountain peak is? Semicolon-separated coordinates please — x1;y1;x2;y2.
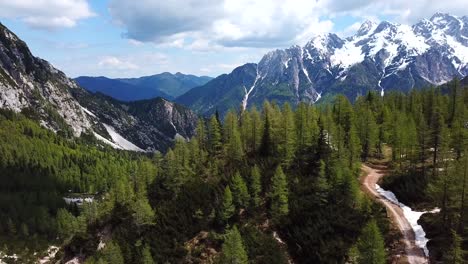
176;13;468;117
357;20;378;37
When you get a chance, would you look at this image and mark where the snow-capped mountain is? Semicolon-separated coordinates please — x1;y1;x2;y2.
0;22;197;152
177;13;468;116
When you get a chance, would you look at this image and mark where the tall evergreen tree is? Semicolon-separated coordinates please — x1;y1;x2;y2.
220;226;248;264
270;166;289;223
221;186;235;222
444;230;463;264
141;244;155;264
280;103;296;165
356;220;386;264
249;165;262;208
209;116;223;156
231;172;250;209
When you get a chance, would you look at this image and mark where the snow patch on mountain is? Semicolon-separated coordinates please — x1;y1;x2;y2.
103;124;144;152
330;41;364;69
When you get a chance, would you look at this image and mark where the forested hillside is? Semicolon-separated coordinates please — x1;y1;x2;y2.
0;78;466;263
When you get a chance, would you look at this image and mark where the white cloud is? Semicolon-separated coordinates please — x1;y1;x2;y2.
325;0;468;23
98;56;139;70
108;0;332;49
0;0;94;30
108;0;468;50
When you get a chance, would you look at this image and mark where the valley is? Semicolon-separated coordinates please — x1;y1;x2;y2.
0;8;466;264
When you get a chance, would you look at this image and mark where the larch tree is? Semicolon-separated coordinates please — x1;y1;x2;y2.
356;220;386;264
221;186;235;222
280;103;296;165
231;172;250;209
249;165;262;208
209;115;223;156
270;165;289;223
220;226;248;264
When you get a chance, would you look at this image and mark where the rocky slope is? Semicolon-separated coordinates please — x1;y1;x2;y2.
0;22;197;152
0;22;92;136
177;13;468;116
72;88;198;152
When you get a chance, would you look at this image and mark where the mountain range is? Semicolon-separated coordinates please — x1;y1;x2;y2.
0;13;467;151
75;72;212;101
0;22;198;152
177;13;468;116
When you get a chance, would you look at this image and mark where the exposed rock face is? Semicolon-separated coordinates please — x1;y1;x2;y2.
177;13;468;117
0;22;92;136
0;22;198;152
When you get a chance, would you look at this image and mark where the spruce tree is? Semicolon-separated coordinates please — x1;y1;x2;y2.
220;226;248;264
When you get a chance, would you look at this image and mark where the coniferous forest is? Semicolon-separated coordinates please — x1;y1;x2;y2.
0;80;467;263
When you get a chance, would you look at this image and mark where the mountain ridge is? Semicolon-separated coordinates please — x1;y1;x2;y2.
76;72;212;101
176;13;468;116
0;22;198;152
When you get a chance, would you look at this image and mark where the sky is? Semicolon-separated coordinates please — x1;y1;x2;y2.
0;0;467;78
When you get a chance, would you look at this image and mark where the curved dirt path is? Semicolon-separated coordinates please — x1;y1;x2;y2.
361;164;428;264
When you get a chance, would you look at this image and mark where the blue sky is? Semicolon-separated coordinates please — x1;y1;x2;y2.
0;0;466;78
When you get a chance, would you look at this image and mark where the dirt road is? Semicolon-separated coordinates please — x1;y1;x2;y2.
361;164;428;264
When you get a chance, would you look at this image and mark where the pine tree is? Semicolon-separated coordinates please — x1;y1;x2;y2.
220;226;248;264
356;220;386;264
231;172;250;208
270;166;289;222
249;165;262;207
221;186;235;222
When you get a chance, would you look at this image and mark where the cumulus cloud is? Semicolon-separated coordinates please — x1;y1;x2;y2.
108;0;468;49
108;0;332;49
0;0;94;30
98;56;139;70
325;0;468;23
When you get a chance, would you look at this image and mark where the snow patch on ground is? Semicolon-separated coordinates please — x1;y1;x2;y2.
93;132;123;150
102;124;144;152
376;184;440;257
38;246;59;264
65;257;81;264
63;197;94;205
0;252;18;263
80;106;96;118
